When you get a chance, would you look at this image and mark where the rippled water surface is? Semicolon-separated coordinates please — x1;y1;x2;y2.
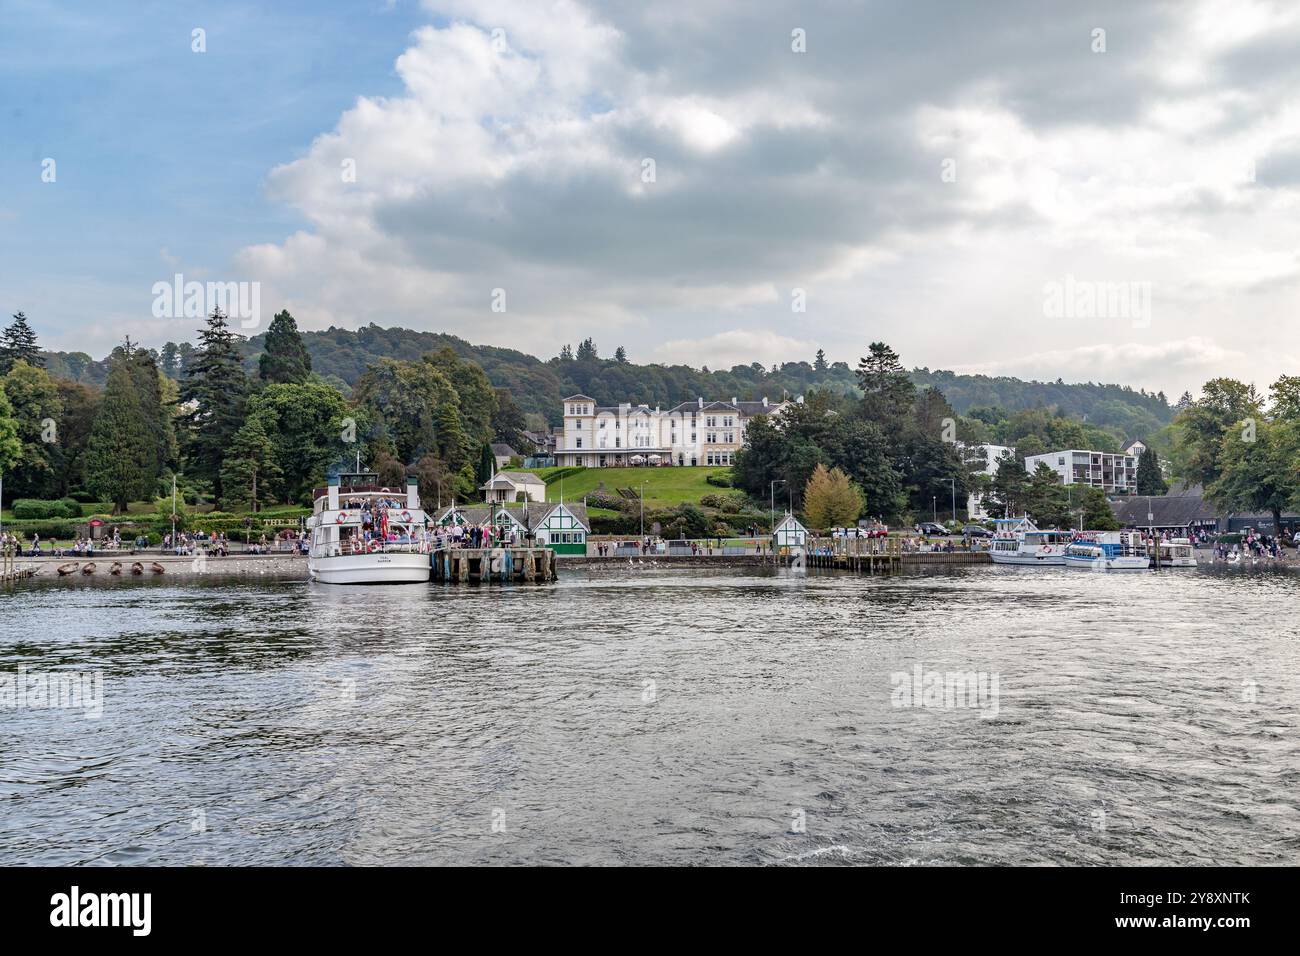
2;565;1298;865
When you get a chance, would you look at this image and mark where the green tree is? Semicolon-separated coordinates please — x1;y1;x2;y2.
855;342;915;426
0;311;42;374
1135;447;1167;495
220;416;281;512
1208;415;1300;534
803;463;864;530
477;441;495;484
178;308;248;504
1023;463;1070;528
986;453;1030;518
0;388;22;473
258;310;313;384
50;379;100;495
1175;378;1261;488
85;355;155;512
1;359;63;497
814;349;828;372
241;381;350;503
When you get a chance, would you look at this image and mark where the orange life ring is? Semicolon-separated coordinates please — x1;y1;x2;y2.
336;512;349;524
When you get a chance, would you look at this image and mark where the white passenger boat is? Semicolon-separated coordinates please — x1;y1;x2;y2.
1063;531;1149;571
1153;537;1198;568
989;527;1073;565
307;473;431;584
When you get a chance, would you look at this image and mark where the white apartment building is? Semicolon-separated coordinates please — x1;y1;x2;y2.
556;394;796;467
1024;449;1138;495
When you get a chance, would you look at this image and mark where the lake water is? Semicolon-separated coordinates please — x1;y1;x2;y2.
1;565;1297;866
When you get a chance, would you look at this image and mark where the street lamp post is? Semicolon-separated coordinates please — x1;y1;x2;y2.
770;479;786;538
941;478;956;525
932;496;937;523
639;480;648;538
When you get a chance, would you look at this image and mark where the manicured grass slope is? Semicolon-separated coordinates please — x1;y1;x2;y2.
531;466;731;507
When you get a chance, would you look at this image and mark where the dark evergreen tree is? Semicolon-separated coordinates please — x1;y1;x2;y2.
258;310;313;384
0;311;42;373
576;338;598;362
179;308;248;504
85;354;154;512
160;341;180;378
814;349;828;372
1135;447;1167;496
614;346;628;364
477;441;496;484
855;342;915;427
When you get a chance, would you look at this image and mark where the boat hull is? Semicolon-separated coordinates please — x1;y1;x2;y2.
989;550;1066;566
308;552;430;584
1063;555;1150;571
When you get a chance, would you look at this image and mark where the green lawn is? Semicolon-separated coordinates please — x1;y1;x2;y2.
531;466;732;508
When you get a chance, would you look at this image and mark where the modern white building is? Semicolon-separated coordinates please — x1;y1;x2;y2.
556;394;797;467
964;443;1015;520
1024;449;1138;495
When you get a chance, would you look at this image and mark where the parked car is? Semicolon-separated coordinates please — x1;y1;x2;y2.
860;522;889;538
962;524;993;538
915;521;948;536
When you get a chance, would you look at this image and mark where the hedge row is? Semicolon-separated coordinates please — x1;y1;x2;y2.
10;498;83;519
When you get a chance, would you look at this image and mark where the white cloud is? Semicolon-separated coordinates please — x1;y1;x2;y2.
228;0;1300;396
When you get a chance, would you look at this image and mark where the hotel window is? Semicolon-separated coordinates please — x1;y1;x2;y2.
706;432;717;443
725;432;734;443
691;431;696;442
724;417;734;427
575;437;582;448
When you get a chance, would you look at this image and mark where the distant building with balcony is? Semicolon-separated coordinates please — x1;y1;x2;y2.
1024;449;1138;495
555;394;798;467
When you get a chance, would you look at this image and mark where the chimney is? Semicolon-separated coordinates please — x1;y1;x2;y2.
406;474;419;510
762;396;769;407
730;396;736;406
327;474;340;511
697;397;703;408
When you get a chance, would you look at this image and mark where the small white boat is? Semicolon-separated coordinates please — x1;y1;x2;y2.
1064;531;1149;571
307;473;431;584
1153;537;1198;568
989;528;1073;566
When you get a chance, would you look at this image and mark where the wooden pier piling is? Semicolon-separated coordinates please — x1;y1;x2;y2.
431;546;557;583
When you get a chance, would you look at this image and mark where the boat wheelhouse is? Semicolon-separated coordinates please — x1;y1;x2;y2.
1063;531;1149;571
306;473;432;584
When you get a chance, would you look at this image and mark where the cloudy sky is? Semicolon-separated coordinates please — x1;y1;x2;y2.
4;0;1300;398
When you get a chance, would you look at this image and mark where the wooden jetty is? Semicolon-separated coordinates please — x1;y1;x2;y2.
431;546;557;583
801;536;990;573
1;544;37;583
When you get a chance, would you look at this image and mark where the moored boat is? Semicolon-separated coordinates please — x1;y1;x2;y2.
57;562;79;576
1064;531;1149;571
109;561;123;575
306;473;432;584
1153;537;1198;568
989;527;1073;565
131;561;145;575
80;562;96;575
150;562;165;574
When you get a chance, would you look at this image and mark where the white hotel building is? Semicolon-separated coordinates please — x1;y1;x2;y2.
556;394;796;467
1024;449;1138;495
